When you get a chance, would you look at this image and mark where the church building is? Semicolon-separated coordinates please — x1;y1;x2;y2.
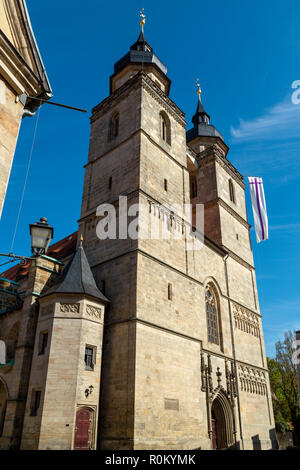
0;17;277;450
0;0;52;219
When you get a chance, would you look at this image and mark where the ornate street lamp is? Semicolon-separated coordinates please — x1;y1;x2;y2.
0;217;53;267
29;217;54;255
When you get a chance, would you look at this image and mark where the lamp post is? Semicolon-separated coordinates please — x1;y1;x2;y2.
29;217;54;255
0;217;54;267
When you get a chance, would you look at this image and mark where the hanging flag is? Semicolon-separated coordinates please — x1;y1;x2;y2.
248;177;268;243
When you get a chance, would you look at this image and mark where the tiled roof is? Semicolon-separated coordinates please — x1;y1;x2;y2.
1;232;77;282
41;244;108;303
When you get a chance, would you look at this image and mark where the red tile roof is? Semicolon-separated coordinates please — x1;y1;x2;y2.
1;232;78;282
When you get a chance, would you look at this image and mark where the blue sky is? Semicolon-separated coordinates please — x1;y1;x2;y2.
1;0;300;357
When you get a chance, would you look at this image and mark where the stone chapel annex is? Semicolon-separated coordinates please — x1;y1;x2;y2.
0;21;277;450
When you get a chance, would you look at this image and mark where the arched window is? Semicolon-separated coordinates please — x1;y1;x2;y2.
108;111;119;142
229;180;235;204
205;285;220;346
160;111;171;145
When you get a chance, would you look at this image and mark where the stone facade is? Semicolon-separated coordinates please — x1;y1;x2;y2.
0;27;277;450
0;0;51;217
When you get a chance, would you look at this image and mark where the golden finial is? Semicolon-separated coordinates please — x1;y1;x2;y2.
140;8;146;32
80;235;84;245
196;78;202;101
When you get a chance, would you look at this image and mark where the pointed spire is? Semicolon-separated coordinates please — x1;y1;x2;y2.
41;244;108;303
193;79;210;124
186;79;225;145
130;11;152;53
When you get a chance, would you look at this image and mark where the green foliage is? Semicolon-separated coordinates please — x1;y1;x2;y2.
267;331;300;443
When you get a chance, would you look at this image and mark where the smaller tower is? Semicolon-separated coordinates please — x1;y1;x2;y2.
187;80;228;155
20;242;108;450
187;84;252;270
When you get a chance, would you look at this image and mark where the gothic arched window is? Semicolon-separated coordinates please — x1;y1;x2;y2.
160;111;171;145
229;179;235;204
108;111;119;142
205;286;220;346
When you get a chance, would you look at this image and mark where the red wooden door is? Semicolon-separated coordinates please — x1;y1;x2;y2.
74;409;91;450
212;419;217;450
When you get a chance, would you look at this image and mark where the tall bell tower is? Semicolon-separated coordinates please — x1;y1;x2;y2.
79;13;193;448
78;14;275;450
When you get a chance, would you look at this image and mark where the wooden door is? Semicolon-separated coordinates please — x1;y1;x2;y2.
212;418;217;450
74;409;92;450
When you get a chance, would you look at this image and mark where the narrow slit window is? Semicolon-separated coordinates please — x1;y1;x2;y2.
190;177;197;198
31;390;41;416
168;283;173;301
229;180;235;204
108;112;119;141
164;179;168;191
38;331;48;355
160;112;171;145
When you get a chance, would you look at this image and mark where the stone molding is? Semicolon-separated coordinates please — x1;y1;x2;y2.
232;302;260;337
141;74;186;126
204;197;250;229
59;303;80;314
238;364;267;396
91;72;186;127
86;304;102;320
198;146;244;188
0;30;42;96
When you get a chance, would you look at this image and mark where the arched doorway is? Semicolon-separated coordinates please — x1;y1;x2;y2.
74;408;94;450
211;390;235;450
0;378;8;437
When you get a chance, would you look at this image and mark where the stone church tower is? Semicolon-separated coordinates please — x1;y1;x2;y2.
77;26;276;450
0;22;277;450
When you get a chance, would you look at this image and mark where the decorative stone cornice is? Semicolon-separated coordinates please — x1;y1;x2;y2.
198;145;244;188
205;197;250;229
0;30;45;96
232;302;260;337
238;364;267;396
224;247;254;270
141;73;186;126
91;71;186;127
91;75;141;121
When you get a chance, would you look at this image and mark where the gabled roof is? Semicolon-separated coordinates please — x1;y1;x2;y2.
41;243;108;303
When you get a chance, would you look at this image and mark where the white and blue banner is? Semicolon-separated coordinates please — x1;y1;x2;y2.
248;177;268;243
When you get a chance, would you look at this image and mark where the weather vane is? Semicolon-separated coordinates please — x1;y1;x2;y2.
140;8;146;32
196;78;202;100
